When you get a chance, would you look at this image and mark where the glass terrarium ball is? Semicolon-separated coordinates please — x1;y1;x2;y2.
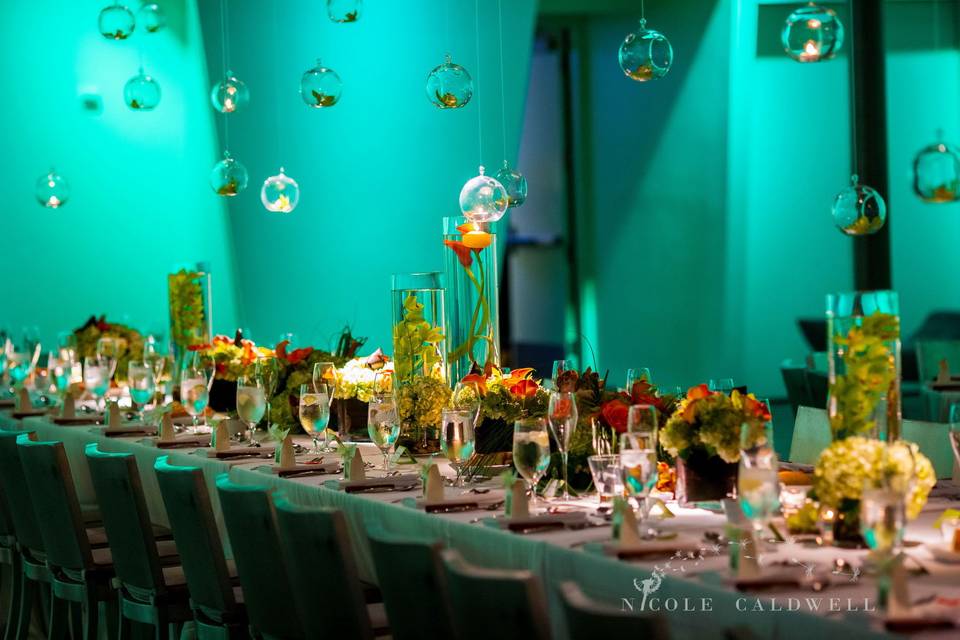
261;167;300;213
35;168;69;209
210;71;249;114
209;152;249;197
495;161;527;208
137;2;165;33
913;139;960;203
618;19;673;82
299;60;342;108
426;54;473;109
460;166;509;223
327;0;361;23
782;3;844;62
124;69;161;111
832;175;886;236
98;3;135;40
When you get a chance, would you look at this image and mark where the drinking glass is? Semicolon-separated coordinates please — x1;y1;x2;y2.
49;351;74;403
587;454;623;505
56;331;77;361
180;364;210;434
859;486;906;554
620;432;658;530
8;340;40;389
738;429;780;561
258;357;281;430
441;408;476;486
513;418;551;509
547;391;578;501
237;374;268;441
368;393;400;471
83;356;110;413
451;380;482;423
626;404;658;440
143;336;167;380
709;378;735;394
625;367;652;394
96;336;122;380
551;359;575;390
299;383;332;454
127;361;156;419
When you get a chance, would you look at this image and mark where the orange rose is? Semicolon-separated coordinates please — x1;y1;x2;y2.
600;399;629;433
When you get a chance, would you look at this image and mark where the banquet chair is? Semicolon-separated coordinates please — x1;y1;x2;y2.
366;525;455;640
85;444;191;639
441;549;551;640
154;457;247;639
274;497;388;638
0;460;21;639
559;582;670;639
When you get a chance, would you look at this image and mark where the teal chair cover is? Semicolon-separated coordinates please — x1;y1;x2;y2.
559;582;670;638
441;549;551;640
366;525;453;640
154;456;245;637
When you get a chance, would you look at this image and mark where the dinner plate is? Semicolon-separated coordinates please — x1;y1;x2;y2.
926;542;960;563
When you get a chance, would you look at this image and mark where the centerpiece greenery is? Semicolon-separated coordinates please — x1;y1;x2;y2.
73;315;144;382
188;332;270;411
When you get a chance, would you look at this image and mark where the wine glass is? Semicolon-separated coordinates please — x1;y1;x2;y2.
859;484;906;555
83;356;110;414
550;359;571;391
8;338;40;389
547;391;578;501
709;378;735;394
738;425;780;562
441;408;476;486
512;417;551;510
587;454;623;505
299;383;332;454
127;361;156;420
96;336;121;380
49;351;74;405
180;364;210;434
258;357;281;430
626;404;658;439
625;367;652;394
236;374;268;443
451;380;482;423
621;431;659;533
368;393;400;471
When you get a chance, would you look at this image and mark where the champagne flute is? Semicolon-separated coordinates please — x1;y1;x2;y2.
550;359;571;391
621;431;659;533
626;404;657;439
258;357;281;431
180;363;209;434
299;383;332;454
96;336;121;380
83;356;110;415
512;418;551;510
127;361;156;421
237;374;267;443
368;393;400;471
547;391;578;501
625;367;652;395
441;408;476;486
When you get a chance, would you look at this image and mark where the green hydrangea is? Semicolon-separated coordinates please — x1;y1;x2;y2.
397;376;451;431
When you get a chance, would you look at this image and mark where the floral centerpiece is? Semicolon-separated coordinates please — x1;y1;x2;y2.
188;332;270;411
332;350;393;441
397;375;451;453
269;341;342;431
454;367;548;452
73;315;144;382
660;385;771;504
167;267;211;366
811;437;935;545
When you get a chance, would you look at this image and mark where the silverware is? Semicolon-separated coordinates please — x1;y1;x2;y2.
425;503;480;514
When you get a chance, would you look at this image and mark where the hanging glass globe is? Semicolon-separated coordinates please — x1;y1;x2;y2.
299;60;342;108
913;135;960;203
261;168;300;213
327;0;361;23
35;168;69;209
495;161;527;208
426;54;473;109
460;166;509;223
98;2;135;40
124;68;161;111
618;19;673;82
210;71;249;114
782;3;844;62
137;2;165;33
832;174;886;236
209;152;249;197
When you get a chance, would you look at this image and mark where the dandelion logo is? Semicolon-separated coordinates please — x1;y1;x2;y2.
633;567;665;611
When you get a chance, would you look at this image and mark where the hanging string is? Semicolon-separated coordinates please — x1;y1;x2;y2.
219;0;230;151
272;0;282;165
497;0;507;162
641;0;646;21
847;0;858;179
475;0;483;164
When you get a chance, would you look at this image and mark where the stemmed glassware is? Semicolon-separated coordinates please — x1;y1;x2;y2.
451;380;482;423
49;350;74;405
441;408;476;486
180;362;210;434
127;361;156;421
737;423;780;563
709;378;735;394
626;404;657;436
8;339;41;390
368;393;401;471
96;336;121;381
258;357;281;431
621;430;659;533
312;362;338;437
236;373;267;443
625;367;652;393
299;382;332;454
587;454;623;505
512;417;551;510
83;356;111;414
547;390;578;501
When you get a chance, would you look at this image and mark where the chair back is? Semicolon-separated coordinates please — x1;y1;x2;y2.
215;475;302;638
154;457;237;618
274;499;372;640
367;525;453;640
559;581;670;638
17;436;92;572
85;444;163;594
0;430;37;545
441;549;551;640
917;340;960;383
779;360;810;416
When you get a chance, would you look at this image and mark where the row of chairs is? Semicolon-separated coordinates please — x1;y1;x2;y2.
0;429;670;639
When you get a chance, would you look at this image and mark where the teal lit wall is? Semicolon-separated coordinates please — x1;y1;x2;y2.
0;0;239;344
195;0;537;353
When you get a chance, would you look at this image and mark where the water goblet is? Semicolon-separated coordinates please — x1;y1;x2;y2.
233;373;265;442
441;408;476;486
625;367;652;394
368;393;400;471
738;432;780;563
127;361;156;420
258;357;281;430
83;356;111;414
621;432;659;532
547;390;578;501
180;364;210;434
96;336;122;380
709;378;735;394
587;454;623;505
298;383;332;453
513;417;551;510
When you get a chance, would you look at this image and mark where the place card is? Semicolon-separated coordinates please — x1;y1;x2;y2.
15;388;31;412
275;435;296;470
505;478;529;519
421;464;444;502
342;445;366;482
212;422;231;452
106;402;123;429
158;413;176;443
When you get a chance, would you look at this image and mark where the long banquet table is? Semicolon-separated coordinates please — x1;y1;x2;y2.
3;410;960;640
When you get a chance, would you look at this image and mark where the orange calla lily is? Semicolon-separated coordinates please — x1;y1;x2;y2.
444;239;473;268
460;373;488;396
509;378;539;399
